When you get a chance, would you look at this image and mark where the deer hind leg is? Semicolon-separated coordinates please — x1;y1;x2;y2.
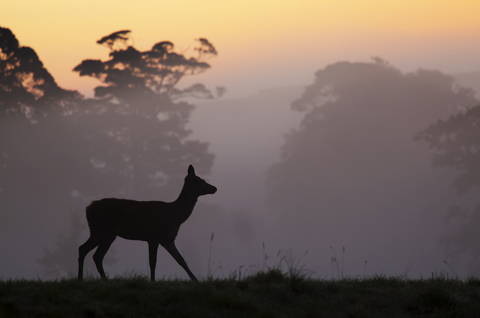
78;235;101;281
148;241;160;281
163;242;198;282
92;235;116;279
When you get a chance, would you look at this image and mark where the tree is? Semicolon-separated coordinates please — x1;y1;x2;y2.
415;104;480;271
74;30;221;104
70;30;218;199
0;26;79;120
266;60;478;275
0;26;83;200
269;59;476;216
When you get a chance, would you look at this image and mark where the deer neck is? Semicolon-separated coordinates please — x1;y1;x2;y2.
173;183;198;224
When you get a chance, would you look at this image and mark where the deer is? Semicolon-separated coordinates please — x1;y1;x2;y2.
77;165;217;282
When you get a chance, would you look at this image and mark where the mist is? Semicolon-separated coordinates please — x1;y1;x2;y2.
1;27;480;281
188;63;480;279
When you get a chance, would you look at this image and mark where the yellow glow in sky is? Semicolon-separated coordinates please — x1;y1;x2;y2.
2;0;480;97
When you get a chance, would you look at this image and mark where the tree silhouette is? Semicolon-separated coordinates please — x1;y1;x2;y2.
74;30;221;103
0;27;83;199
0;26;79;120
267;59;477;246
415;104;480;271
71;30;217;198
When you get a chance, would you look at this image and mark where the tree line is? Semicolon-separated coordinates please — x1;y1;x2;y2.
267;58;480;273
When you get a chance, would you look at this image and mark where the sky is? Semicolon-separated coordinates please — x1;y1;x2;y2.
2;0;480;99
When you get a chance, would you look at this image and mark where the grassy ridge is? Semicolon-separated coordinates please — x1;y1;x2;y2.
1;270;480;317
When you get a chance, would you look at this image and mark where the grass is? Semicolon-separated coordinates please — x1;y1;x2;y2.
1;270;480;317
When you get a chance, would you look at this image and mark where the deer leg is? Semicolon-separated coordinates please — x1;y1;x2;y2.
163;242;198;282
92;236;116;279
148;241;159;281
78;236;100;281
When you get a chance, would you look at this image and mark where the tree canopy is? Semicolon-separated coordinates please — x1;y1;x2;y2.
73;30;220;103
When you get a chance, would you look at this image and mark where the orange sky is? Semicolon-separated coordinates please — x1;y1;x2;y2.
2;0;480;98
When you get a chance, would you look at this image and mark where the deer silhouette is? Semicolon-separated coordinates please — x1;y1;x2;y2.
77;165;217;281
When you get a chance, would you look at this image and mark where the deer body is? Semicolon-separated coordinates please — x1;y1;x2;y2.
77;165;216;281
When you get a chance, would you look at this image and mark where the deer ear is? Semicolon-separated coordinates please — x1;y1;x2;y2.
188;165;196;176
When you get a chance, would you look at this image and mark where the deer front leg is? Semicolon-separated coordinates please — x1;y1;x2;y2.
148;241;159;281
163;242;198;282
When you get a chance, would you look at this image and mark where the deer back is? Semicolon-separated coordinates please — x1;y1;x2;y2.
87;198;181;243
